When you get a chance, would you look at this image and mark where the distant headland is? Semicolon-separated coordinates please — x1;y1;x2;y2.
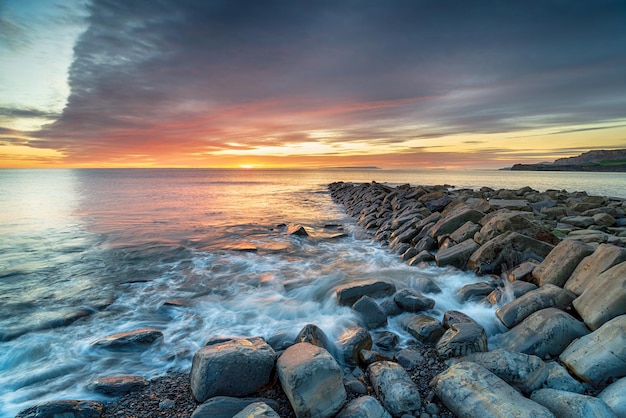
329;166;382;170
506;149;626;172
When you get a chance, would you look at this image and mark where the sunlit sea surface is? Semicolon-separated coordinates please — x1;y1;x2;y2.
1;168;625;416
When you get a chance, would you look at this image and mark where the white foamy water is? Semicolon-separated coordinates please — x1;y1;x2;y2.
1;168;623;416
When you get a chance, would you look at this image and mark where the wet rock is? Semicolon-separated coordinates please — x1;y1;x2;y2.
428;207;485;238
277;342;346;418
191;397;280;418
507;259;540;282
368;361;421;417
530;388;616;418
486;280;538;305
401;314;445;344
431;361;553;418
286;224;309;236
532;240;594;287
336;280;397;306
434;239;480;269
90;375;148;395
359;349;393;366
442;310;478;328
456;281;496;302
232;402;280;418
478;211;558;244
572;260;626;330
543;361;585;394
352;296;388;329
560;314;626;387
495;284;576;329
190;337;276;402
494;307;589;359
394;288;435;312
91;328;163;351
449;221;481;244
407;250;435;266
336;396;392;418
295;323;332;350
16;400;104;418
564;243;626;296
436;322;488;359
459;348;547;394
335;326;373;366
598;377;626;417
394;347;426;369
374;331;400;350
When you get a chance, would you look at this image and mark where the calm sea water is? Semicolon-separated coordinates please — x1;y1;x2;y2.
1;168;624;416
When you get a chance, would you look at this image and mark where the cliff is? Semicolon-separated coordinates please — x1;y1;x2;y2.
510;149;626;172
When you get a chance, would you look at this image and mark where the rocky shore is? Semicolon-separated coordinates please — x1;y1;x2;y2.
16;182;626;418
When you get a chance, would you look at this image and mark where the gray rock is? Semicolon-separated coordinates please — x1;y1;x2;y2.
508;259;540;282
295;323;331;350
407;250;435;266
456;281;496;303
368;361;421;417
190;337;276;402
598;377;626;418
531;388;617;418
337;281;397;306
449;221;481;244
543;361;585;394
359;349;393;366
573;261;626;330
442;310;478;328
435;239;480;269
191;397;280;418
277;342;346;418
532;240;594;287
353;296;388;329
394;288;435;312
560;315;626;387
419;191;452;212
335;396;392;418
496;284;576;329
478;212;558;244
561;216;595;228
394;347;425;369
429;207;485;238
431;361;554;418
459;348;547;394
15;400;104;418
91;328;163;351
594;212;617;227
90;375;148;395
335;326;373;366
486;280;538;305
374;331;399;350
436;322;488;359
401;314;445;344
494;308;589;359
232;402;280;418
564;244;626;296
488;199;531;211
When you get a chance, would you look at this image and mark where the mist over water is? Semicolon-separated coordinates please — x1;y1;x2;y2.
1;168;624;416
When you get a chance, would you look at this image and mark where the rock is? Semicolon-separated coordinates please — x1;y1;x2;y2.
594;212;616;227
232;402;280;418
191;397;280;418
495;284;576;329
394;347;425;369
532;240;594;287
394;288;435;312
286;224;309;236
90;375;148;395
337;280;396;306
335;326;373;366
352;296;387;329
401;314;445;344
368;361;421;417
431;361;554;418
336;396;392;418
359;349;393;365
572;261;626;330
434;239;480;269
560;315;626;387
277;342;346;418
564;243;626;296
598;377;626;418
487;280;538;305
561;216;595;228
428;207;485;238
530;388;617;418
407;250;435;266
543;361;585;394
488;199;531;211
418;190;452;212
478;211;558;244
449;221;482;244
91;328;163;351
468;231;555;275
442;310;478;328
459;348;547;394
456;281;496;302
565;229;610;244
436;322;488;359
15;400;104;418
295;323;332;350
508;260;540;282
190;337;276;402
494;308;589;359
374;331;400;350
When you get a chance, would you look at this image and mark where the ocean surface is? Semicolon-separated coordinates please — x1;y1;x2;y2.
1;168;625;416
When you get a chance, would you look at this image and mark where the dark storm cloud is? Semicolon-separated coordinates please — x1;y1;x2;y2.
35;0;626;159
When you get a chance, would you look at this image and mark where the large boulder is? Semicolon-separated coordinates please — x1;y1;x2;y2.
336;281;396;306
277;342;346;418
15;401;104;418
428;207;485;238
532;240;594;287
91;328;163;351
295;324;332;351
560;315;626;387
393;288;435;312
564;244;626;296
435;239;480;269
449;221;481;244
459;348;547;394
335;326;372;366
401;314;445;344
190;337;276;402
494;308;589;359
436;322;487;359
352;296;387;329
477;212;558;244
335;396;392;418
431;361;554;418
572;261;626;330
542;361;585;394
598;377;626;418
468;232;555;275
368;361;421;417
530;388;617;418
495;284;576;329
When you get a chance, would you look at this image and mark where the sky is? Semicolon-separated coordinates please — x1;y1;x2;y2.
1;0;625;169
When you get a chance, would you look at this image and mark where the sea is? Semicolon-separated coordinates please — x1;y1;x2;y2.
1;168;625;416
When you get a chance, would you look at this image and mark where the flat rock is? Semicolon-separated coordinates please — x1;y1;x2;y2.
436;322;487;359
449;221;481;244
401;314;444;344
91;328;163;351
191;397;280;418
429;207;485;238
368;361;421;417
598;377;626;418
90;375;148;395
394;347;425;369
286;224;309;236
15;400;104;418
435;239;480;269
531;388;616;418
496;284;576;329
335;395;392;418
565;244;626;295
543;361;585;394
456;281;496;303
532;240;594;287
487;280;538;305
508;259;540;282
336;280;396;306
431;361;554;418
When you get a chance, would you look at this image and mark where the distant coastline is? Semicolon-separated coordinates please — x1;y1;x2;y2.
329;166;382;170
506;149;626;172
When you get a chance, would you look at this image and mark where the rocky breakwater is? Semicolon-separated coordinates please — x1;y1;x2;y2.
328;181;626;417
